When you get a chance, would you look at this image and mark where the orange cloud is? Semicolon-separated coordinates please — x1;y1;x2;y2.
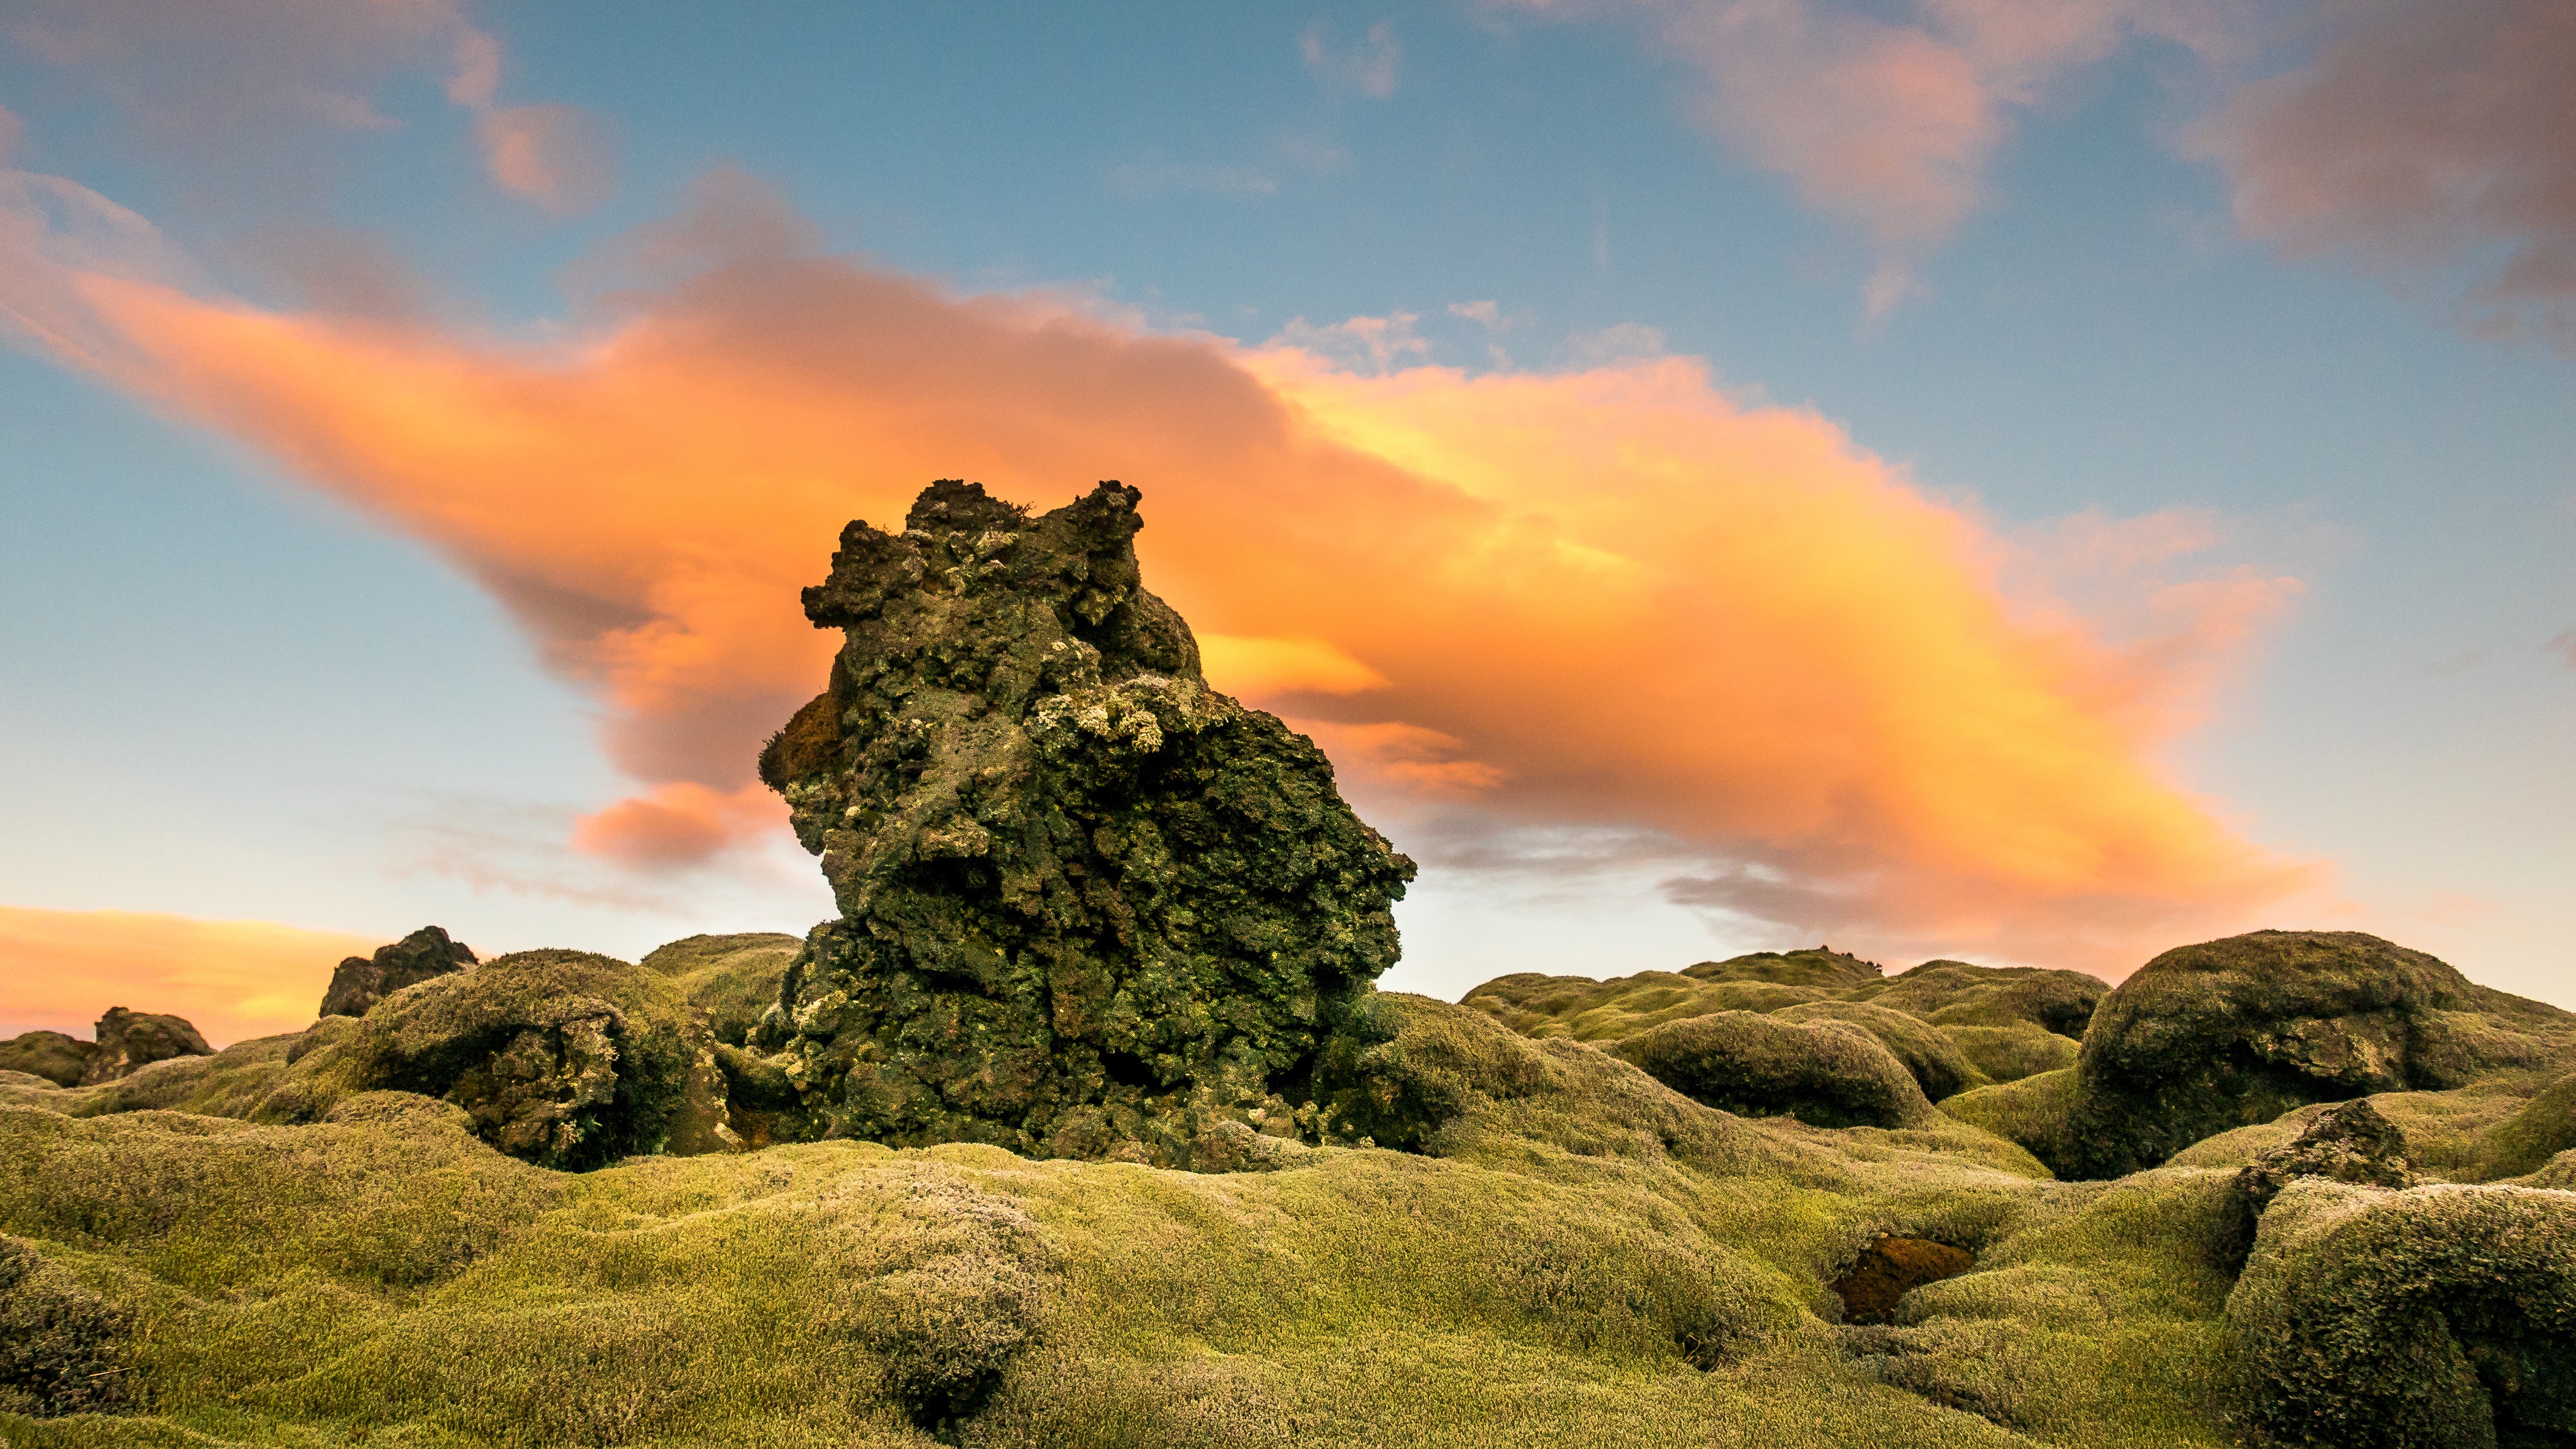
2191;0;2576;347
571;782;788;870
0;169;2320;971
475;104;618;215
0;906;382;1047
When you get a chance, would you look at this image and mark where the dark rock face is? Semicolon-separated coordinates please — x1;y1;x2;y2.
320;925;477;1019
2060;931;2576;1180
0;1236;129;1417
79;1007;212;1084
1615;1011;1931;1130
753;480;1415;1164
2226;1179;2576;1449
0;1031;98;1089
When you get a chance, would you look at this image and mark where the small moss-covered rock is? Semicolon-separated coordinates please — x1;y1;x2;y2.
2218;1098;2418;1270
1615;1011;1931;1129
0;1236;129;1417
2225;1179;2576;1449
756;481;1414;1164
318;924;477;1019
1938;1067;2079;1172
79;1007;212;1084
2477;1071;2576;1182
329;949;734;1169
1774;1001;1981;1102
0;1031;96;1088
2061;931;2576;1180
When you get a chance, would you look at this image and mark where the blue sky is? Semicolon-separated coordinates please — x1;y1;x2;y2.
2;0;2570;1032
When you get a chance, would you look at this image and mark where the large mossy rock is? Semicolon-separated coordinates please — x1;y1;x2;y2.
2225;1179;2576;1449
0;1031;97;1089
753;480;1415;1165
80;1007;212;1084
2060;931;2576;1180
319;924;477;1019
1844;960;2106;1039
1614;1011;1932;1130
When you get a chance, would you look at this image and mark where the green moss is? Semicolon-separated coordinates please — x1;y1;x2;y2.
1774;1001;1982;1102
1845;961;2106;1039
2060;931;2576;1180
2476;1072;2576;1182
2225;1180;2576;1448
1939;1069;2077;1174
1936;1024;2078;1085
1616;1012;1932;1130
639;933;802;1047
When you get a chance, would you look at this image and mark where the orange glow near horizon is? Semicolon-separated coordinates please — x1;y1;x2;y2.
0;171;2324;971
0;906;382;1048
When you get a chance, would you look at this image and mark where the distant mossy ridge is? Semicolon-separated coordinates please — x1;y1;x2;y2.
753;480;1417;1165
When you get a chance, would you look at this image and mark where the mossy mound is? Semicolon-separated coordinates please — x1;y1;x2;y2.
1844;960;2106;1039
1774;1001;1980;1103
1937;1068;2079;1173
1938;1023;2079;1085
0;1033;95;1090
640;931;802;1046
1680;947;1887;990
1614;1011;1933;1130
754;481;1414;1166
2059;931;2576;1180
0;1236;129;1418
2225;1179;2576;1448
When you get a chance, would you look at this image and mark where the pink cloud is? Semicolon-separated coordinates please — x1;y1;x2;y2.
2193;0;2576;347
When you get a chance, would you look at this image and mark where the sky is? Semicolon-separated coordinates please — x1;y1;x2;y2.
1;0;2570;1045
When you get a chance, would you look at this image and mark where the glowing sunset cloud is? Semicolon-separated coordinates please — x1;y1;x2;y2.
0;170;2318;971
0;907;380;1047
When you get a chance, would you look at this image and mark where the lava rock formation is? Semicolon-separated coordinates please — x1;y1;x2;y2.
319;925;477;1018
753;480;1416;1165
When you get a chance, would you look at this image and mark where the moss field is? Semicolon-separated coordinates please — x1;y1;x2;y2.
7;942;2576;1448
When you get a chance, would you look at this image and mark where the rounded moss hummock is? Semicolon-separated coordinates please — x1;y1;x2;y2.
1614;1011;1932;1130
753;480;1416;1165
2060;931;2576;1180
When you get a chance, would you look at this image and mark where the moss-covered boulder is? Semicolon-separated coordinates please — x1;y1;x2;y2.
306;949;738;1169
1936;1068;2079;1171
1680;947;1885;991
80;1007;211;1084
754;481;1414;1165
1935;1023;2078;1085
319;924;477;1019
1614;1011;1932;1129
2225;1179;2576;1448
2218;1098;2418;1269
0;1031;96;1089
2060;931;2576;1180
642;931;802;1047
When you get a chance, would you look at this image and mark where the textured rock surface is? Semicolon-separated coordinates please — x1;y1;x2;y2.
79;1007;212;1084
2219;1098;2419;1269
1614;1011;1933;1130
2060;931;2576;1180
319;924;477;1019
2226;1179;2576;1449
753;480;1415;1164
0;1031;97;1088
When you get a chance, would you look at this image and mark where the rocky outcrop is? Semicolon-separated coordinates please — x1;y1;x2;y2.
319;925;477;1019
79;1007;212;1084
2218;1098;2419;1269
1615;1011;1932;1130
0;1031;97;1089
751;481;1415;1166
2225;1179;2576;1449
2059;931;2576;1180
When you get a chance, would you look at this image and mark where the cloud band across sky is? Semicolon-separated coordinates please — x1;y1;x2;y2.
0;163;2320;973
